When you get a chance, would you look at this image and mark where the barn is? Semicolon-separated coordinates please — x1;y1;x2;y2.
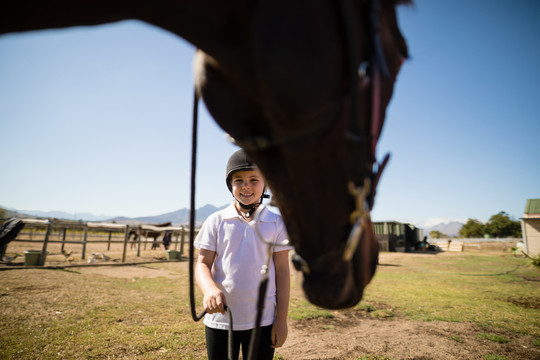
372;221;423;252
521;198;540;256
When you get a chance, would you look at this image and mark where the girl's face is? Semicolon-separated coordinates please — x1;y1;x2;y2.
231;170;265;206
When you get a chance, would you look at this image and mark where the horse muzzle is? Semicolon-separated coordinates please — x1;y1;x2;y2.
292;217;379;309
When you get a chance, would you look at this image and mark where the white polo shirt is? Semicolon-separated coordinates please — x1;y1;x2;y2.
194;202;290;331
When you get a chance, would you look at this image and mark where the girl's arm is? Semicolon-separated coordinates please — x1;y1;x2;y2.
271;250;290;348
195;248;227;314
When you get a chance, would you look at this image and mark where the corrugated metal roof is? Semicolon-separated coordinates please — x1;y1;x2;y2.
524;198;540;214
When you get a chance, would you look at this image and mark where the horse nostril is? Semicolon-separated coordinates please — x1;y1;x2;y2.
291;253;310;274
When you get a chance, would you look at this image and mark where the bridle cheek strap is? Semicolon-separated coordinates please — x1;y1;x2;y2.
292;1;391;275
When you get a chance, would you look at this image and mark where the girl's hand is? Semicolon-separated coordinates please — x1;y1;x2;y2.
203;287;227;314
271;318;288;348
196;249;226;315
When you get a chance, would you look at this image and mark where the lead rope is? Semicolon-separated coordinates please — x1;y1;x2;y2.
247;207;279;360
247;254;271;360
189;88;234;360
189;87;270;360
248;205;295;359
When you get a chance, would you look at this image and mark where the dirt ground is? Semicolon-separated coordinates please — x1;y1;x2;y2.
2;241;539;360
280;309;538;360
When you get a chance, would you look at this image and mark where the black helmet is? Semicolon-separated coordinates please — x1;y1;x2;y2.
225;149;268;218
225;149;258;192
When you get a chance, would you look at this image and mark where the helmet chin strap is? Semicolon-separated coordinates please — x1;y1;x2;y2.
235;192;270;219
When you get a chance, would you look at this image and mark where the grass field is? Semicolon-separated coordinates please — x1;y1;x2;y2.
362;252;540;336
0;246;538;359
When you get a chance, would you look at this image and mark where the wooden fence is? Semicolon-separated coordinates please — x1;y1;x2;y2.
12;219;198;264
434;238;521;252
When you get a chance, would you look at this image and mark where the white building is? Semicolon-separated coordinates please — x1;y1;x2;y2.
521;199;540;256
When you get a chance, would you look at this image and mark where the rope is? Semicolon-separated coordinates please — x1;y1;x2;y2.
247;276;269;360
188;89;205;322
188;89;234;360
246;217;275;360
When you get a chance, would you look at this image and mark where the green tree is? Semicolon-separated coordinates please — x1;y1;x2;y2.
485;211;522;238
0;207;6;220
429;230;447;239
459;218;486;238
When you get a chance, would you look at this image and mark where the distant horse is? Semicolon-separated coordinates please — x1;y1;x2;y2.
162;230;173;251
1;0;410;309
143;222;172;250
128;230;138;250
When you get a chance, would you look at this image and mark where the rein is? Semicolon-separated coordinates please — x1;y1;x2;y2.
188;89;276;360
188;89;234;360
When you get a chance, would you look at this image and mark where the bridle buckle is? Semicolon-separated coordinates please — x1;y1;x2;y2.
343;179;371;262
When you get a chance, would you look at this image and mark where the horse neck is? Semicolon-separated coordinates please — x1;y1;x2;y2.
0;0;247;57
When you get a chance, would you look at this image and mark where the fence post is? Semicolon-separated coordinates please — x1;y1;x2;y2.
107;230;112;251
81;225;88;260
180;226;185;256
174;230;180;252
60;227;67;253
137;226;142;257
122;226;129;263
38;221;52;266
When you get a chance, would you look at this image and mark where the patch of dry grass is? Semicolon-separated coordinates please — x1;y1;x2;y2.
0;249;538;359
0;263;206;359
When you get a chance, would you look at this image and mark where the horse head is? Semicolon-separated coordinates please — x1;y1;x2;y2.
196;0;410;309
0;0;410;310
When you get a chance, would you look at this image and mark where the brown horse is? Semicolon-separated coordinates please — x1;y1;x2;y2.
142;222;172;250
128;230;138;250
1;0;410;309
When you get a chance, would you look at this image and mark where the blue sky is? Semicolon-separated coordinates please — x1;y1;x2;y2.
1;0;538;228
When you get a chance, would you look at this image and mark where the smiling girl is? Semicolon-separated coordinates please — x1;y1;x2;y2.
195;149;291;360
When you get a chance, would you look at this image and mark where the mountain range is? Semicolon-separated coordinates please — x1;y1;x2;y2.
2;204;227;226
107;204;227;226
424;221;463;238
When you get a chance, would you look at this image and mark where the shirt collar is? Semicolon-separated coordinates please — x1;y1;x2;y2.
223;202;240;220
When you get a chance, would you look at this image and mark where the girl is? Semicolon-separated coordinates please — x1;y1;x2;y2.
195;149;291;360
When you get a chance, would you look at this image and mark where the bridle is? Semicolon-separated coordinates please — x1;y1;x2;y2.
187;0;393;358
331;0;391;271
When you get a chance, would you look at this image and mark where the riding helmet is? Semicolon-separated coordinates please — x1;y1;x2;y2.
225;149;258;192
